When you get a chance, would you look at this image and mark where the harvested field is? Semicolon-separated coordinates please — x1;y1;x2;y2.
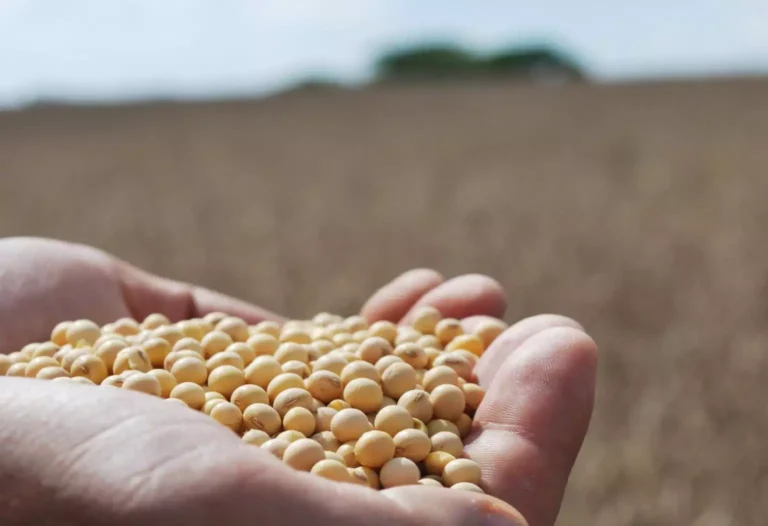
1;78;767;525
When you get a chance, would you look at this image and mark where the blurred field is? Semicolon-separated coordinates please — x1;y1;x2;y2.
1;78;768;525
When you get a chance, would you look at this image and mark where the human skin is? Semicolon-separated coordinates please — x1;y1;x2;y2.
0;237;597;526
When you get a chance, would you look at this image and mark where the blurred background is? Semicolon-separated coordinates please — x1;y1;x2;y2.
1;1;767;524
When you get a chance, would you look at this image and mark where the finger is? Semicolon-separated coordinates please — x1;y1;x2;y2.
361;269;444;323
475;315;585;388
400;274;506;324
464;327;598;526
0;377;526;526
383;486;528;526
116;262;285;324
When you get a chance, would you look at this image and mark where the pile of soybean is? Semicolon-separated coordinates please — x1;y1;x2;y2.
0;307;507;492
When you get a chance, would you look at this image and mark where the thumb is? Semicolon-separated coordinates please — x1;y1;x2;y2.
383;486;528;526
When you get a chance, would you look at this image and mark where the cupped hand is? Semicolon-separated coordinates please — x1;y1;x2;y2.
0;237;597;526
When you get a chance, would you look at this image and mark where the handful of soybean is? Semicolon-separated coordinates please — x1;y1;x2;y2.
0;307;508;492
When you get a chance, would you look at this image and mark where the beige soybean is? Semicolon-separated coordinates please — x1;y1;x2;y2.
328;399;351;411
201;331;233;358
305;370;343;403
423;365;460;392
281;360;310;379
432;352;474;381
230;384;269;412
205;391;226;402
210;402;243;432
112;318;140;336
311;431;341;452
261;438;290;459
215;317;250;342
266;373;305;401
26;357;60;378
343;378;383;413
272;387;314;417
455;413;473;438
473;319;507;347
381;362;417;399
70;354;109;384
172;337;204;355
0;355;11;376
424;347;442;368
417;334;442;350
398;389;434;423
442;459;483;487
207;365;245;398
247;334;279;357
276;431;306;443
311;459;353;482
177;320;206;341
171;356;208;385
336;442;358;467
394;343;428;369
6;362;27;377
393;428;432;462
163;350;204;371
206;351;244;372
283;407;316;437
141;313;171;330
170;382;206;409
340;361;380;387
274;342;309;364
324;451;346;464
51;321;72;346
356;337;391;364
430;431;464;458
427;419;461;438
354;430;395;468
368;321;397;344
379;457;420;488
446;334;484;357
225;342;256;365
244;356;282;389
243;403;282;435
429;384;466;421
242;429;271;446
313;353;348;376
113;347;152;374
417;477;444;488
395;327;422;345
314;407;338;432
36;366;69;380
283;439;326;472
425;451;456;477
203;398;226;415
33;342;60;359
374;406;414;437
435;318;463;345
123;372;162;396
153;325;185;346
411;306;442;334
331;408;372;443
66;320;101;346
141;338;171;368
462;383;485;411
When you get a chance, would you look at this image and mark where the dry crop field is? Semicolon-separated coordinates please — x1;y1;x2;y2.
1;78;767;525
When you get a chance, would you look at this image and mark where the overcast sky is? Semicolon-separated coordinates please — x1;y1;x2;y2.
0;0;766;107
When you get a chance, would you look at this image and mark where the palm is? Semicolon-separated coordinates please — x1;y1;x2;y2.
0;237;596;526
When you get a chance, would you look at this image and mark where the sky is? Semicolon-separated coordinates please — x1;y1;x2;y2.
0;0;767;108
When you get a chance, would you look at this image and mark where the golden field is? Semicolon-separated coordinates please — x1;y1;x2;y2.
1;78;767;525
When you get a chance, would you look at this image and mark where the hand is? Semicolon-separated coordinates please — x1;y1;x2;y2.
0;237;597;526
